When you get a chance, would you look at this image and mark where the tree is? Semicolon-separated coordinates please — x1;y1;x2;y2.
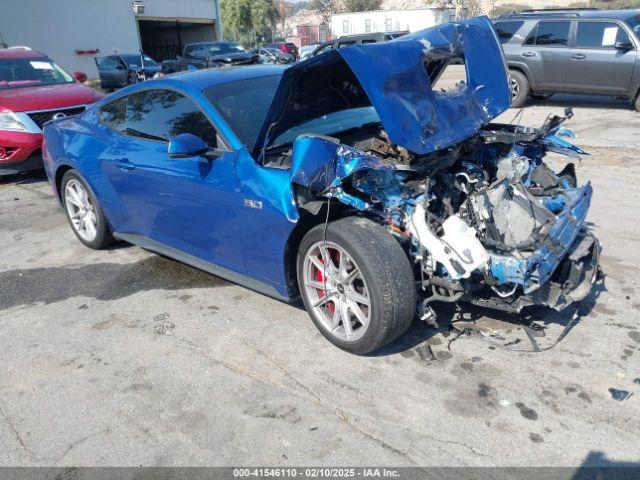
311;0;341;23
491;2;531;16
220;0;280;45
432;0;482;18
343;0;382;12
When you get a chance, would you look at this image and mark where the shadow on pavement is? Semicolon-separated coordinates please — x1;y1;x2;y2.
0;169;48;186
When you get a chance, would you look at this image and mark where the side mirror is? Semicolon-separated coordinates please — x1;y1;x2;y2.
73;71;87;83
168;133;223;159
614;41;633;51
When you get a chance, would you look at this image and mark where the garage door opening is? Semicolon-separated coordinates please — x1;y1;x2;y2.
138;19;218;62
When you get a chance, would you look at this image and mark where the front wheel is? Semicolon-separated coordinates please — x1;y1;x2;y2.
297;216;416;355
509;70;530;108
634;92;640;112
61;170;114;249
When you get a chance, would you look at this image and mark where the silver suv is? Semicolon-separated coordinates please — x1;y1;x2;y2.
494;9;640;110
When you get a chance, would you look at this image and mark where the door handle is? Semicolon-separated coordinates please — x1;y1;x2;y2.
115;158;135;170
522;51;536;57
571;53;586;60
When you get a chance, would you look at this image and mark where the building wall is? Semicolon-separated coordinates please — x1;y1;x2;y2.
137;0;219;20
0;0;219;78
330;8;455;37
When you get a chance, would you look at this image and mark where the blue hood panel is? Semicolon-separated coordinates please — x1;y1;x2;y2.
256;16;511;158
338;16;511;154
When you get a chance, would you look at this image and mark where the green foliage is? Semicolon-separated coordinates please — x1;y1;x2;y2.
311;0;341;22
220;0;280;44
491;3;531;16
343;0;382;12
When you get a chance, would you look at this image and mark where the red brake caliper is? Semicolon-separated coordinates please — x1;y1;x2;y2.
315;250;339;314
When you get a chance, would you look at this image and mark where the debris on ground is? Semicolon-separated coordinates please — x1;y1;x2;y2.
608;388;633;401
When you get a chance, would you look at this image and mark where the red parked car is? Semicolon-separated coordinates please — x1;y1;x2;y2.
0;47;104;176
266;42;299;60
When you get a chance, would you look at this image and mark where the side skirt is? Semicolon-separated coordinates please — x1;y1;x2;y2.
114;232;293;303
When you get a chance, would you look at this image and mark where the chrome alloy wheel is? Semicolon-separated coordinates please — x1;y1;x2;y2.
510;76;520;100
64;179;98;242
302;241;371;342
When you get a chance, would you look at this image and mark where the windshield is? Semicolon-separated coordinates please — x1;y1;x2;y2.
272;107;381;147
210;44;246;55
205;75;281;149
0;57;74;90
626;15;640;38
121;55;158;67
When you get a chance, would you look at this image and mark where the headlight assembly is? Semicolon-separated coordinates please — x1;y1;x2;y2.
0;110;28;132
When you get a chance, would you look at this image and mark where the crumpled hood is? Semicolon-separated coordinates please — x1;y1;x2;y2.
255;16;510;158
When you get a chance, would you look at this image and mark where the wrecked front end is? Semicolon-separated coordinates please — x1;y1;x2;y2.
288;114;600;318
260;17;601;317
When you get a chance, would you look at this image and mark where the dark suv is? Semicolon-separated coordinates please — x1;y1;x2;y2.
494;9;640;110
310;31;409;58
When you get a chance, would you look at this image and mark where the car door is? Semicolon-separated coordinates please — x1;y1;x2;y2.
566;20;637;95
101;88;247;274
520;20;573;92
94;56;126;88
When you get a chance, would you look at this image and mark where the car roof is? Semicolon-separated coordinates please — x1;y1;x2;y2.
0;47;47;59
496;8;640;20
160;65;285;89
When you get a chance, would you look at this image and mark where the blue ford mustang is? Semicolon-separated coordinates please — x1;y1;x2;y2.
43;17;600;354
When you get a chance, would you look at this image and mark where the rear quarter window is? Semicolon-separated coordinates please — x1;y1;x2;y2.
576;21;631;48
99;97;127;132
493;21;524;43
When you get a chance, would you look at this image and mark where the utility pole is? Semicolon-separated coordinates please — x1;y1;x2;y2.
214;0;224;40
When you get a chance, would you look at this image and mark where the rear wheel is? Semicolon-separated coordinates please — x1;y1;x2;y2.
297;216;415;355
634;92;640;112
509;70;530;108
61;170;114;249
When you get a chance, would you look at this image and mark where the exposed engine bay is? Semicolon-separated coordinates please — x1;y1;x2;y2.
287;109;601;318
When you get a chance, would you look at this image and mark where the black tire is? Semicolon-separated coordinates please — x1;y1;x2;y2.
61;170;114;250
509;70;530;108
634;93;640;112
297;216;416;355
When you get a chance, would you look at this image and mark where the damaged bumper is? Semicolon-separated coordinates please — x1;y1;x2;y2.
469;230;601;313
489;182;593;294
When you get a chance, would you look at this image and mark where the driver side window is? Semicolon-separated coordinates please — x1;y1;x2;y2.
99;89;219;147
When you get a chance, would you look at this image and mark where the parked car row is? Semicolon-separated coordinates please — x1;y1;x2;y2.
4;8;640;179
